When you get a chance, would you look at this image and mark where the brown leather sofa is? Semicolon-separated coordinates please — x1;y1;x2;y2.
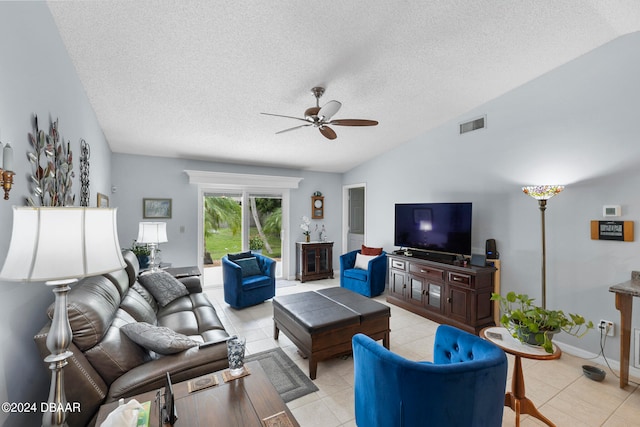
34;251;230;427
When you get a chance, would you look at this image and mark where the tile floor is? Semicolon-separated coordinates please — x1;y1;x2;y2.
202;272;640;427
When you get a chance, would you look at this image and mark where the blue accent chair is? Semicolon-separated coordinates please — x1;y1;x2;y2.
352;325;508;427
222;253;276;309
340;249;387;297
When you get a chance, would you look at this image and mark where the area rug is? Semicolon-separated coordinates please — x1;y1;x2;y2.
245;347;318;402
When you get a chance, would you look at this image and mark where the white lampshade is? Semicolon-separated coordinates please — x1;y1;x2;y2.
136;222;168;244
0;207;126;282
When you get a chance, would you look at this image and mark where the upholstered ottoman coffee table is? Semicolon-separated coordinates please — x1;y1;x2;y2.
273;287;390;379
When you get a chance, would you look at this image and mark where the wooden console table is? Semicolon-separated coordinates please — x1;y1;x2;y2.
295;241;334;282
609;275;640;388
95;361;299;426
481;327;561;427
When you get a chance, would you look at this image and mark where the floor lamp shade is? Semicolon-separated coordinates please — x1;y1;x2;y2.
0;207;126;281
0;207;125;427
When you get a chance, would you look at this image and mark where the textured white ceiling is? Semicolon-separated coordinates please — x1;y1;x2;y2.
47;1;640;173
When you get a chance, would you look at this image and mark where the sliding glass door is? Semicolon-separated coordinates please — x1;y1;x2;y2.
203;191;283;278
203;193;242;266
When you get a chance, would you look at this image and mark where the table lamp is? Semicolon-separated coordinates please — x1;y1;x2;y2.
0;207;125;427
136;222;168;272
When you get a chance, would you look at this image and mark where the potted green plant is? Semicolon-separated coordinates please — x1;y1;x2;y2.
491;292;594;353
128;240;151;268
249;235;264;253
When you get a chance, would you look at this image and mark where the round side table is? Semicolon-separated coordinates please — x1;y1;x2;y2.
480;326;561;427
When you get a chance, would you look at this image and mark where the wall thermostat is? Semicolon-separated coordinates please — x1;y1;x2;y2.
603;205;621;217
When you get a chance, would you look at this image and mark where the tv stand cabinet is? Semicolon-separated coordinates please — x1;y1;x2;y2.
386;254;496;334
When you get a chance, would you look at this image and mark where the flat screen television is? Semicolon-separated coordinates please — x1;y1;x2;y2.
394;202;472;256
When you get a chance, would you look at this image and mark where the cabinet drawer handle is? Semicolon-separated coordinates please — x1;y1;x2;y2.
447;297;452;303
453;276;462;281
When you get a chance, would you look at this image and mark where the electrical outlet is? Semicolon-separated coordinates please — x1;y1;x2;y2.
598;319;615;337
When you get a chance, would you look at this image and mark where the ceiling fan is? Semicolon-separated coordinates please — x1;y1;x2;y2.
261;87;378;140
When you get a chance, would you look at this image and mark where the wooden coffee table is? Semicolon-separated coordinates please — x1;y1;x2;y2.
95;361;299;427
481;326;561;427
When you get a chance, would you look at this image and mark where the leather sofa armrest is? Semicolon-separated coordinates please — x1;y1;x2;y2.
178;275;202;294
107;342;229;400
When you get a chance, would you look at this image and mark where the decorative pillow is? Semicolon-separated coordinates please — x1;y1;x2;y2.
354;253;377;270
138;271;188;307
235;257;263;277
121;322;198;355
361;245;383;256
227;251;253;261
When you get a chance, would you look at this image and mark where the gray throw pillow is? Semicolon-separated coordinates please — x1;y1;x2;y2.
138;271;189;307
235;257;263;277
120;322;198;355
227;251;253;261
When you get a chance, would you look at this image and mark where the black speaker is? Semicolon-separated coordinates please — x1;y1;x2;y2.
486;239;499;259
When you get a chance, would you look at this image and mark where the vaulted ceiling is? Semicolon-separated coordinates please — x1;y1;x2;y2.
47;1;640;173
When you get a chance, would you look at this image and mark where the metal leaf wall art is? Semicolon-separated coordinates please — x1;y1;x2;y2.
80;139;90;207
27;115;76;206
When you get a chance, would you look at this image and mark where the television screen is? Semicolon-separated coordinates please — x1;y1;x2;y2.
394;203;472;255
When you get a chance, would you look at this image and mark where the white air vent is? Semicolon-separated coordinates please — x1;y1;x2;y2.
459;116;486;134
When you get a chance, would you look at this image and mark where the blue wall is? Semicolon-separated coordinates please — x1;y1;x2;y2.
0;2;114;425
2;2;640;424
110;153;344;273
344;32;640;362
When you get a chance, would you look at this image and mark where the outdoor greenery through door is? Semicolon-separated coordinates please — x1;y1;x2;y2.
203;194;282;269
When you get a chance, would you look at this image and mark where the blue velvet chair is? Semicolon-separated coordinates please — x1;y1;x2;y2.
340;249;387;297
352;325;508;427
222;252;276;309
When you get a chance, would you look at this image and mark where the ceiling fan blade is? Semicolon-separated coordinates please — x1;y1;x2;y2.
319;100;342;120
304;106;321;118
261;112;309;123
275;124;311;134
319;126;337;140
329;119;378;126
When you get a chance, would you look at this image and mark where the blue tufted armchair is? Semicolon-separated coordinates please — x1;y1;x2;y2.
340;249;387;297
222;252;276;309
352;325;508;427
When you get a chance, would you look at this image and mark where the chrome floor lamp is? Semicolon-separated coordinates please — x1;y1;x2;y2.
522;185;565;309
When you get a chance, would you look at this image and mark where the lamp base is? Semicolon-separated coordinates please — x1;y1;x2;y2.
42;279;76;427
148;243;160;272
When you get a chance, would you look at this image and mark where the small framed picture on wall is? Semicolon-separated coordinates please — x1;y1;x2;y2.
97;193;109;208
143;198;172;219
